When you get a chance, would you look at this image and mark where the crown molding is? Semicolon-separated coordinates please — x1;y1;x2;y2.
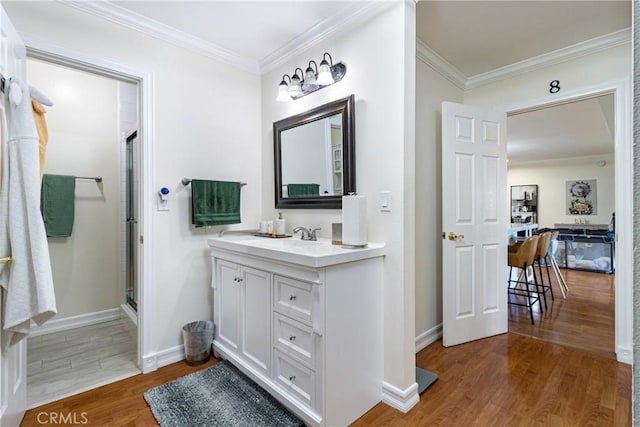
259;1;395;74
415;38;466;90
465;28;631;90
56;0;260;74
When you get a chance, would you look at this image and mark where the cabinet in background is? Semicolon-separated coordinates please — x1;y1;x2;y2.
511;184;538;224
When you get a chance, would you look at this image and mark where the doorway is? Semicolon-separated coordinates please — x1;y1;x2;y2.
505;89;624;360
25;57;141;407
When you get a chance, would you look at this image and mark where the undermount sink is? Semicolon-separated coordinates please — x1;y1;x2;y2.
208;235;385;268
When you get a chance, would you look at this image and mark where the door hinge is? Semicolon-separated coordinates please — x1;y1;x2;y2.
140;235;144;244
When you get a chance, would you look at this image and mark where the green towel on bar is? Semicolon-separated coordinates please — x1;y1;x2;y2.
191;180;241;227
41;174;76;237
287;183;320;198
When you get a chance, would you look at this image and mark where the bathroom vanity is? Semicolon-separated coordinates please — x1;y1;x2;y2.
208;236;385;426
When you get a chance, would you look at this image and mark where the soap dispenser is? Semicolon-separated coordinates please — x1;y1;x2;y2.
275;212;286;236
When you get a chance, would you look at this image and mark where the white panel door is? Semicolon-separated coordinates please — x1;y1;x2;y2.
0;6;27;426
442;101;507;347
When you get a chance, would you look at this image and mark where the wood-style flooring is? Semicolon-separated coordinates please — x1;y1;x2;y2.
22;333;630;426
508;267;615;358
22;269;627;426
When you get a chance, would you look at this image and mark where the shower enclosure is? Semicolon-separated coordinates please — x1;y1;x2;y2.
125;130;138;311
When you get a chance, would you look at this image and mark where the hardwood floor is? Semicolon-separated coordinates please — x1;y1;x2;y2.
355;334;630;426
22;333;631;426
21;269;625;426
508;268;615;358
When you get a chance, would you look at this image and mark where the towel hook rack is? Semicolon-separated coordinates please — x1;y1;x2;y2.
182;177;246;187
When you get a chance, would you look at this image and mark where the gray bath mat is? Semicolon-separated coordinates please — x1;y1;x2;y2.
144;360;303;427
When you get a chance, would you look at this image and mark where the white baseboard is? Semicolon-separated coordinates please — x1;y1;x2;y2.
141;345;186;374
381;381;420;413
30;308;121;337
415;323;443;353
157;344;186;368
616;345;632;365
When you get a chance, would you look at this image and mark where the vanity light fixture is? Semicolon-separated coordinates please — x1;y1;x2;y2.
289;68;304;98
276;75;292;102
276;52;346;102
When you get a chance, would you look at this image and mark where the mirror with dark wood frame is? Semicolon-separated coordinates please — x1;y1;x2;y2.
274;94;355;209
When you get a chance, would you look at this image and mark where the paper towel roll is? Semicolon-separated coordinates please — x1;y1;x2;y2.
342;195;367;247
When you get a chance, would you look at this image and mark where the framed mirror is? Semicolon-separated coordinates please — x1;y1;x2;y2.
274;94;355;209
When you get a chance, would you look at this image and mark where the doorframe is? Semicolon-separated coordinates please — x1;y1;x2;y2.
23;35;157;373
502;78;632;364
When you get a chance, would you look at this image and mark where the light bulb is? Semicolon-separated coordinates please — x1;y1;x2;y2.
289;74;302;97
317;60;334;85
276;80;291;102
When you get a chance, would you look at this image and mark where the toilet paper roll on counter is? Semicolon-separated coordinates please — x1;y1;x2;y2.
342;194;367;247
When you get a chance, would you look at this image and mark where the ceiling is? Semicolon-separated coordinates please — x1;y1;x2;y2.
64;1;630;163
507;94;615;166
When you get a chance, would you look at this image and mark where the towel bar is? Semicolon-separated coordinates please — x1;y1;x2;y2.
182;177;247;187
0;256;12;264
76;176;102;183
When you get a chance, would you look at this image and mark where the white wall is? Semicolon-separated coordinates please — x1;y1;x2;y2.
414;58;464;347
27;58;121;319
464;45;630;106
508;155;615;229
5;2;262;353
261;2;418;396
414;40;629;349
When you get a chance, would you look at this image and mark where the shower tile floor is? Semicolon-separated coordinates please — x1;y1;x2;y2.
27;315;139;408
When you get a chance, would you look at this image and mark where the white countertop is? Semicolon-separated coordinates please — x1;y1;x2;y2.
208;235;386;268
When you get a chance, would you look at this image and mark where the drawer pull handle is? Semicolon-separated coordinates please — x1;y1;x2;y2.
288;335;296;341
289;295;296;301
289;375;296;382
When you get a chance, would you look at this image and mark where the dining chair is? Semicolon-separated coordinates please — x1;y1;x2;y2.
508;235;541;325
533;231;554;309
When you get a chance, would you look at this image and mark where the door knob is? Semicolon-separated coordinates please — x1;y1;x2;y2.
447;232;464;241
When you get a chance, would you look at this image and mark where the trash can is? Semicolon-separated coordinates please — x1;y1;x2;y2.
182;320;215;365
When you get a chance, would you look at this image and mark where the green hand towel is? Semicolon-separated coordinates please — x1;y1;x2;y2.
41;174;76;237
287;183;320;198
191;180;241;227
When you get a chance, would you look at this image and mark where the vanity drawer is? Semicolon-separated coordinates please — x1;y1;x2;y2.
274;350;315;407
274;276;314;323
274;313;314;367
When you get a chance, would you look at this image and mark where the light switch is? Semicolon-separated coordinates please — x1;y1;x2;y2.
379;191;391;212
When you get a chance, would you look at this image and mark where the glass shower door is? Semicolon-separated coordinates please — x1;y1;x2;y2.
126;131;137;311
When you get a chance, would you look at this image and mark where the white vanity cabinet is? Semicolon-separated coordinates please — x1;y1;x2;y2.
215;259;271;376
209;237;385;427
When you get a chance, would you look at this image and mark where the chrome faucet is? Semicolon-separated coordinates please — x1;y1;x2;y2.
293;226;322;241
309;227;321;241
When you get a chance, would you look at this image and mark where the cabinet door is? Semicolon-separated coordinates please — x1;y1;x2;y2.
241;267;271;375
216;260;242;352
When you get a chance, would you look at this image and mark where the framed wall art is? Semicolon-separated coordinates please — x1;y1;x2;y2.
566;179;597;215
